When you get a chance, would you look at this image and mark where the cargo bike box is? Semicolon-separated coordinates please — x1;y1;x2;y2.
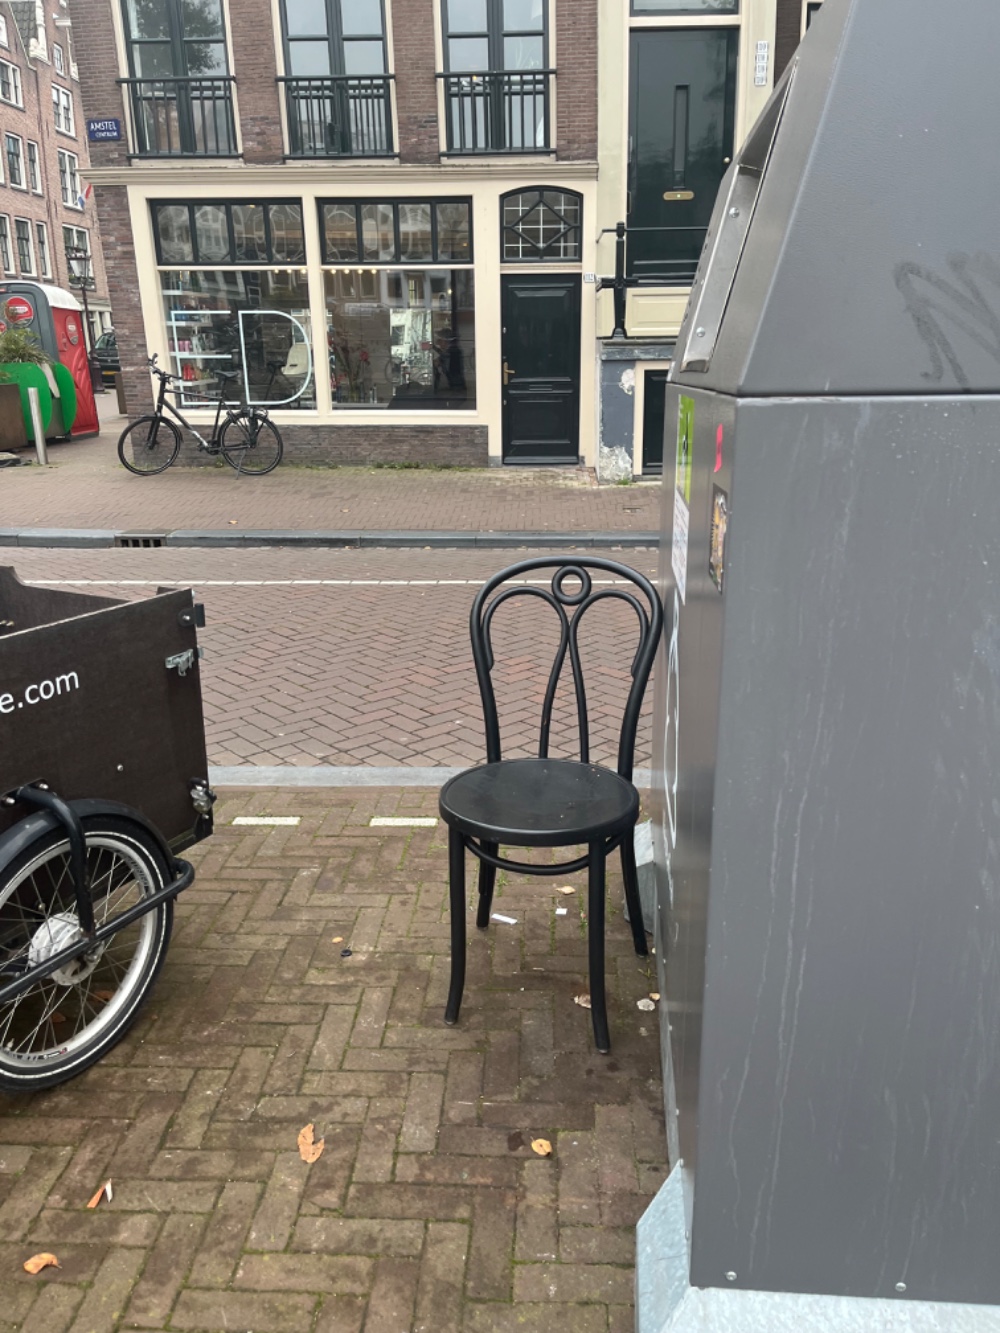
0;567;213;1092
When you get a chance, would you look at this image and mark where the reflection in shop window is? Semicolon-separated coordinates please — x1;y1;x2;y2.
324;268;475;410
159;269;315;409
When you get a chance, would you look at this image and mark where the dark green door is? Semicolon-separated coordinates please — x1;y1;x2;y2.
501;274;580;464
628;29;737;284
642;370;669;474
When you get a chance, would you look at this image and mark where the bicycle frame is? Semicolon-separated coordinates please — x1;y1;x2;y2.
154;372;235;451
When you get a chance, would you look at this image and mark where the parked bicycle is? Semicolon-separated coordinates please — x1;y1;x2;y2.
117;356;284;477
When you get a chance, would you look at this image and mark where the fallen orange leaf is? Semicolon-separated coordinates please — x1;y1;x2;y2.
23;1253;60;1274
331;936;344;944
50;1013;66;1024
649;993;661;1002
531;1138;552;1157
297;1123;325;1164
87;1180;112;1209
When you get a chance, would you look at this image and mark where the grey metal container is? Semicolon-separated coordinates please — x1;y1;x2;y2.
640;0;1000;1327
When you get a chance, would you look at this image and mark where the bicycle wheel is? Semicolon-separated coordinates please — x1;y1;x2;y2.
0;817;173;1093
117;415;181;476
219;413;283;475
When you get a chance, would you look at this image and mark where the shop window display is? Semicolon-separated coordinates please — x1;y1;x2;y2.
159;269;315;409
324;268;475;409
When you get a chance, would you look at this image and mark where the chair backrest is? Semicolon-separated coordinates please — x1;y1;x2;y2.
469;557;664;781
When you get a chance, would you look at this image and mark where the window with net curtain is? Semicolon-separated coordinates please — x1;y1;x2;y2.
501;188;581;261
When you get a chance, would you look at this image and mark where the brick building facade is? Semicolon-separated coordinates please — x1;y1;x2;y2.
0;0;111;335
70;0;816;469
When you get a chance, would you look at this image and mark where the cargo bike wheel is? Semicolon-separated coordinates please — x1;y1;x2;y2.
0;816;173;1093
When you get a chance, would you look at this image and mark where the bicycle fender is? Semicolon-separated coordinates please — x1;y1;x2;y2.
0;800;177;879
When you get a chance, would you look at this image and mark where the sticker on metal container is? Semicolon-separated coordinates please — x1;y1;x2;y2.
3;296;34;325
709;486;729;594
671;396;694;605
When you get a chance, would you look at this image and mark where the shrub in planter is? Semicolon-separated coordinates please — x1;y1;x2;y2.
0;317;75;439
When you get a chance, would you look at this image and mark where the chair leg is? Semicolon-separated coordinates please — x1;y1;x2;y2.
475;841;499;929
587;839;611;1054
620;828;650;958
444;826;467;1027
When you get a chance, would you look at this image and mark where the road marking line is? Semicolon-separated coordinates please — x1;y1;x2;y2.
232;815;301;826
369;816;438;827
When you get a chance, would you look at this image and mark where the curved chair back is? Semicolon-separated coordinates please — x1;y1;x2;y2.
469;557;663;782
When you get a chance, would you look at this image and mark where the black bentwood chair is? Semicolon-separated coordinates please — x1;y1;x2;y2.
439;557;664;1053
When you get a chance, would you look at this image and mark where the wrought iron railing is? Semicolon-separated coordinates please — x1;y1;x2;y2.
119;76;238;157
439;69;553;154
278;75;395;157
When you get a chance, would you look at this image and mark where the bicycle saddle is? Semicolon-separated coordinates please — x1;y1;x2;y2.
216;369;240;383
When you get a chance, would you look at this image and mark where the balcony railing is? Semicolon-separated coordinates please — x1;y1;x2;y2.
439;69;553;154
278;75;395;158
118;76;238;157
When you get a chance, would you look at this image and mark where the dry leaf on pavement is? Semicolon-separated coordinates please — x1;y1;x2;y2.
87;1180;112;1209
297;1123;325;1163
531;1138;553;1157
649;993;660;1002
23;1253;60;1274
331;936;344;944
573;994;592;1009
637;998;656;1012
556;886;576;895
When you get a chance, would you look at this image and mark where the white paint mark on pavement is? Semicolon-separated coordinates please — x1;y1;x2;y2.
369;816;438;827
232;816;301;826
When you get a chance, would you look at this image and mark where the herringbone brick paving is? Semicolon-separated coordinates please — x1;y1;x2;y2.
0;430;659;535
0;788;668;1331
11;549;660;770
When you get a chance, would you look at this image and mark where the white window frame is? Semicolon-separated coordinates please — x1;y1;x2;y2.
14;218;35;275
35;221;51;278
5;133;25;191
0;216;12;275
63;223;90;263
53;42;64;75
0;16;8;48
0;57;22;107
26;141;41;194
58;149;81;208
53;84;75;135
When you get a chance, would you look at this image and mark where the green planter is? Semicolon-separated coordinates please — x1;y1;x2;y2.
48;363;78;438
0;363;53;441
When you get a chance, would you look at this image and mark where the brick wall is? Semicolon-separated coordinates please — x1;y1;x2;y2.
555;0;597;160
0;4;111;318
228;0;284;163
93;183;152;414
390;0;440;163
173;423;489;468
775;0;804;81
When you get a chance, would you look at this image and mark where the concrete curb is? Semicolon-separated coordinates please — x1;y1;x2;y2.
0;528;660;550
209;764;654;788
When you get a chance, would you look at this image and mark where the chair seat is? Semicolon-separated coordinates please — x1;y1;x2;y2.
440;759;639;848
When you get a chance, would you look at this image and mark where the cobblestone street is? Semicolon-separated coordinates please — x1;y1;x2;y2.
0;788;666;1333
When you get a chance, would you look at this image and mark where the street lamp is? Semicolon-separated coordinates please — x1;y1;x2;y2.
64;245;104;393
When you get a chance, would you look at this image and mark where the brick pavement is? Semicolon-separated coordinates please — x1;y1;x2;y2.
0;419;660;536
11;548;661;770
0;787;668;1331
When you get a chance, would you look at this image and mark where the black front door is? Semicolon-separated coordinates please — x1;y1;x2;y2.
628;29;737;284
501;274;580;464
641;369;669;474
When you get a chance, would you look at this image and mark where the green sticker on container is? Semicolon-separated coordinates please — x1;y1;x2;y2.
676;395;694;506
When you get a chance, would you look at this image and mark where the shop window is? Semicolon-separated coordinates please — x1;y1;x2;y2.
324;268;475;410
501;188;581;261
159;269;315;411
319;199;472;265
152;201;306;265
630;0;737;11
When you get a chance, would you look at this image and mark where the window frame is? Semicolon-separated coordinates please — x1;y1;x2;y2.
499;186;582;263
151;199;308;266
442;0;549;73
0;56;22;107
318;197;474;266
0;16;8;48
53;41;64;74
14;218;35;275
53;83;75;135
279;0;388;77
26;141;41;194
5;133;25;191
62;224;91;280
58;148;82;208
0;215;12;274
629;0;738;12
35;221;51;278
120;0;231;78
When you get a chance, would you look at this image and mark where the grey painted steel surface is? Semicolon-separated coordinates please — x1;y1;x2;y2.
644;0;1000;1321
673;0;1000;397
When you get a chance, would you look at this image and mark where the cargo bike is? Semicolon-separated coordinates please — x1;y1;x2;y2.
0;567;214;1093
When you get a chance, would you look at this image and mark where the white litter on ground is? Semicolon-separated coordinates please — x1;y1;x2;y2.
491;913;518;925
232;816;301;826
369;817;438;827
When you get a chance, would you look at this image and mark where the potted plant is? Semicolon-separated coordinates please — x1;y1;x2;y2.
0;304;77;443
